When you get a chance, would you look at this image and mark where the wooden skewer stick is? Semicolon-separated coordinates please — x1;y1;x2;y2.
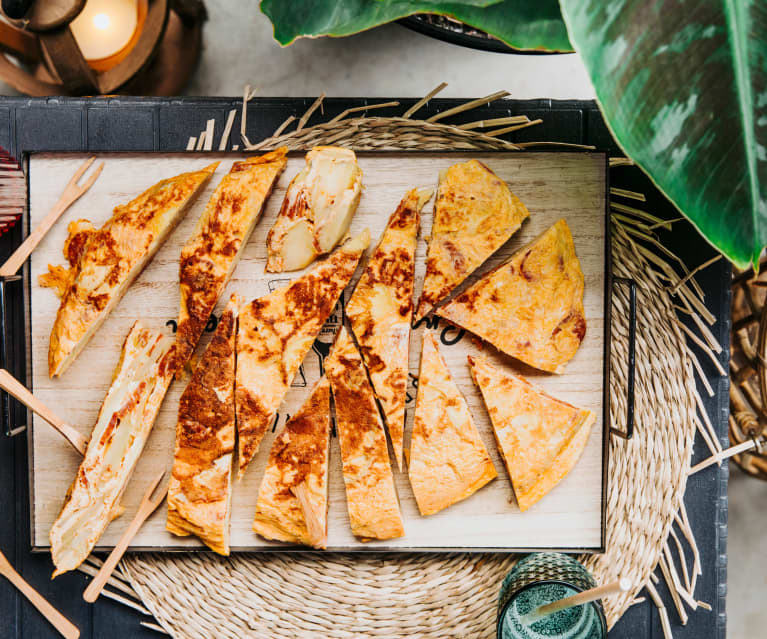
689;438;760;475
0;549;80;639
522;577;632;625
0;368;86;455
83;470;168;603
0;156;103;278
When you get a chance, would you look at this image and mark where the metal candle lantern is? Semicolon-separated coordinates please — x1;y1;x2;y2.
0;0;205;95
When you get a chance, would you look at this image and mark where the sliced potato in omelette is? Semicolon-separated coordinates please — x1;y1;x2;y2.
50;322;176;576
175;149;287;372
266;146;363;272
468;355;595;512
235;230;370;478
325;327;404;541
415;159;529;321
253;377;331;549
166;294;238;555
438;219;586;374
43;163;218;378
409;332;496;516
346;187;431;470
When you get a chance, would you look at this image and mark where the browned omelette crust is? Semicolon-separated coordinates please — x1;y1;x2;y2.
166;295;238;555
43;163;218;377
253;377;331;549
346;188;430;471
438;220;586;374
415;159;529;320
325;327;404;541
175;149;287;372
409;332;496;516
235;231;369;478
469;355;595;512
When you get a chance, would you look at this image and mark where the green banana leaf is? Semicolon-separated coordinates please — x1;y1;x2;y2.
261;0;573;52
560;1;767;268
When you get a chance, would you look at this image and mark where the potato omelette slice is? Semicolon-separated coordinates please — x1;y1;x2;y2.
438;219;586;374
253;377;331;549
175;148;287;372
414;159;529;321
43;162;218;378
166;294;238;556
50;322;176;576
266;146;363;272
469;355;595;512
325;327;404;541
409;332;497;516
346;187;432;471
235;230;369;478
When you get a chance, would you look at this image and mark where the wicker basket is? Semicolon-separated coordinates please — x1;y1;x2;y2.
730;259;767;478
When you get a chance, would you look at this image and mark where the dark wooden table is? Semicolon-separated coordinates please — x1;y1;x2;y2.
0;96;729;638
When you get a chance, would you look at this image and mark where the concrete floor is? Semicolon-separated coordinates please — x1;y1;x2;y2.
726;469;764;637
0;3;757;636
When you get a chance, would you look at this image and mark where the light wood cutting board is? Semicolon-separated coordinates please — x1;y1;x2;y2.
27;151;608;552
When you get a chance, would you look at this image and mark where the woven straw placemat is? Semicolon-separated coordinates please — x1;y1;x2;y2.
113;94;708;638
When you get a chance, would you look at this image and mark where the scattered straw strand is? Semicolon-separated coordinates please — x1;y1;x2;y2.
202;119;215;151
240;84;255;148
645;581;674;639
485;118;543;137
218;109;236;151
689;438;758;474
669;255;722;296
515;141;596;150
425;90;509;123
296;93;326;132
610;187;646;201
328;101;400;124
611;202;672;230
456;116;529;130
678;322;726;377
273;115;296;137
402;82;447;118
693;389;722;452
140;621;170;634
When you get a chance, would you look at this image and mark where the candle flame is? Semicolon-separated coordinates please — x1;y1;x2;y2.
93;13;111;30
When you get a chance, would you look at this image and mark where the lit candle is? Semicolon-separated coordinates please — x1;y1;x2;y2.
70;0;139;63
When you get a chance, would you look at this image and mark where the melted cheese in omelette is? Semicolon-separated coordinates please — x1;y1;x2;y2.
235;230;370;478
325;327;404;541
253;377;331;549
50;322;176;576
438;219;586;374
408;332;496;516
175;149;287;373
415;159;529;320
42;163;218;378
166;294;238;555
346;187;431;471
469;355;595;512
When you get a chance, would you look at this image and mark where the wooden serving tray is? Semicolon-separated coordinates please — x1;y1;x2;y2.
27;151;608;553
